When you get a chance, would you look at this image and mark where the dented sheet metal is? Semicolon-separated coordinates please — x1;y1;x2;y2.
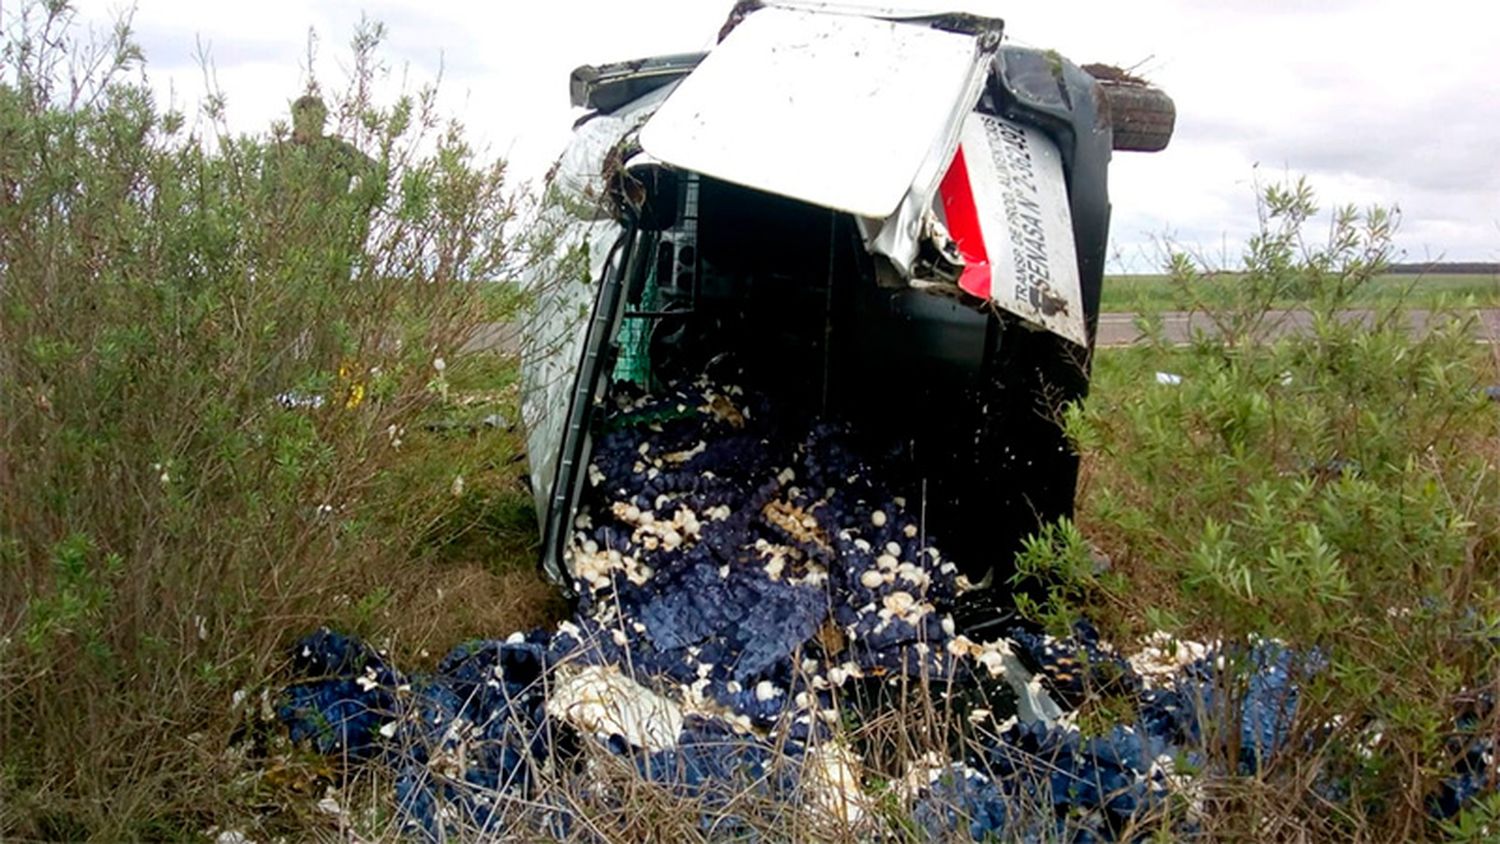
546;3;1084;370
636;4;1083;344
639;7;993;219
518;83;677;531
756;1;994;18
944;113;1087;346
860;112;1087;346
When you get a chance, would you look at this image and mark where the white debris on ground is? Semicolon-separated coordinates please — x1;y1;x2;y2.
1127;631;1216;688
546;664;686;753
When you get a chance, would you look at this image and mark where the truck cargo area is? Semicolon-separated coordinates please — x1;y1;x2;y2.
607;171;1082;588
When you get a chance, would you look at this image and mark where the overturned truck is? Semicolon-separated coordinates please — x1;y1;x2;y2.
521;2;1175;620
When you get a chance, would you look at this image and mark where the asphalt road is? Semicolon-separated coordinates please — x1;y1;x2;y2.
464;309;1500;356
1095;309;1500;347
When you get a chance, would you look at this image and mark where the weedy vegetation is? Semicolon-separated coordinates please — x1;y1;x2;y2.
1099;271;1500;313
0;3;558;840
1;3;1497;842
1020;179;1500;840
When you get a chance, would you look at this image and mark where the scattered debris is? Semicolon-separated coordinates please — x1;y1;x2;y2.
423;413;511;434
547;664;684;752
274;391;326;410
277;378;1496;840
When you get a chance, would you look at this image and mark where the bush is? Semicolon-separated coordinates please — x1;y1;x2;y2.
0;4;544;839
1016;179;1500;840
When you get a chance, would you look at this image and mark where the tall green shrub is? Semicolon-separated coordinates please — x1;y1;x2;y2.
0;4;521;838
1016;180;1500;840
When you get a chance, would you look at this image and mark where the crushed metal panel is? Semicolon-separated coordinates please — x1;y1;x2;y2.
639;7;991;219
569;53;705;112
946;113;1087;346
520;85;672;536
758;1;1001;23
860;57;990;279
518;217;617;527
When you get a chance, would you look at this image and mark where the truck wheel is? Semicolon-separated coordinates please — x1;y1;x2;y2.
1086;67;1176;153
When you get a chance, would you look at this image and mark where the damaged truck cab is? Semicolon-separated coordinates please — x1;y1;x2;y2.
520;2;1174;610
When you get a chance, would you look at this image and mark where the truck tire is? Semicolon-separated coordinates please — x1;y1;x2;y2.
1089;73;1176;153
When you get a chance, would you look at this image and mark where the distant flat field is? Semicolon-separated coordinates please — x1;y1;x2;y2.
1099;273;1500;312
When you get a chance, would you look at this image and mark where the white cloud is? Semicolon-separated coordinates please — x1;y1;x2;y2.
64;0;1500;268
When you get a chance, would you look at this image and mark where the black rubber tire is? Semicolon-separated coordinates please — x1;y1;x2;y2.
1095;80;1176;153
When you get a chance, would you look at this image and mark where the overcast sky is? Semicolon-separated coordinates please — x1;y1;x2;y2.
62;0;1500;270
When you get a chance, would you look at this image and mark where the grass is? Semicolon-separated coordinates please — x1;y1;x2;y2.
0;5;559;839
1043;340;1500;839
344;350;565;658
1017;181;1500;840
1100;271;1500;312
3;6;1498;841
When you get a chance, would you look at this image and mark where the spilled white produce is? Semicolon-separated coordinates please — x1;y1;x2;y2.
274;378;1451;843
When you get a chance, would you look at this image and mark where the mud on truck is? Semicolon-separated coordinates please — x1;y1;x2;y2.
519;1;1175;634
